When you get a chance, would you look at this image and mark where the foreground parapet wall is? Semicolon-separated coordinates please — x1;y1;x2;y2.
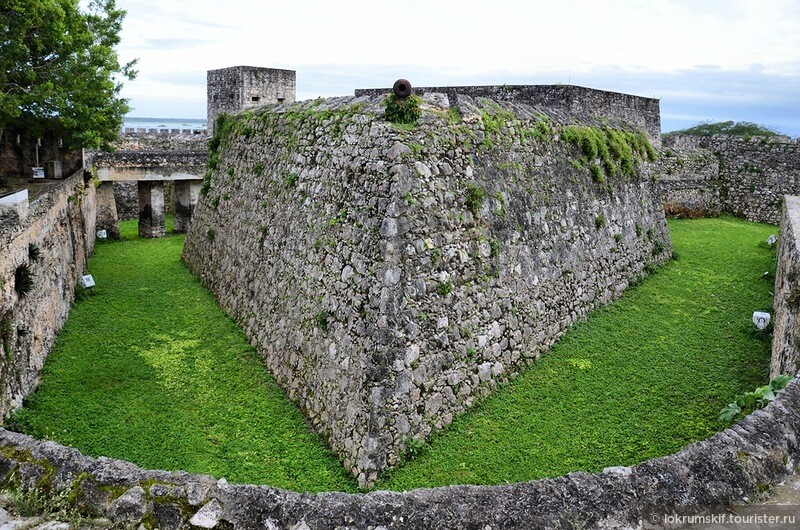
1;369;799;529
0;171;96;419
183;93;671;486
660;134;800;224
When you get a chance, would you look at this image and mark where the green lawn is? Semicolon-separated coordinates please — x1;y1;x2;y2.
8;219;359;493
7;216;776;492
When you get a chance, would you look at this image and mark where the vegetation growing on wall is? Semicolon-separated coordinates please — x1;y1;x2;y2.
464;184;487;215
200;114;235;196
13;265;33;298
560;125;657;181
383;94;422;126
718;374;793;422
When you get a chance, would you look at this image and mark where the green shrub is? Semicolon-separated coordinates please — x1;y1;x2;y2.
28;243;41;263
436;281;453;296
719;375;794;422
314;310;330;330
14;265;33;297
2;485;87;525
480;110;502;135
464;185;486;215
561;125;656;180
595;215;606;229
284;173;299;188
490;239;501;258
590;164;605;183
383;94;422;125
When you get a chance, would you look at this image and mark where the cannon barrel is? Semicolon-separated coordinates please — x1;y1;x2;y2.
393;79;412;98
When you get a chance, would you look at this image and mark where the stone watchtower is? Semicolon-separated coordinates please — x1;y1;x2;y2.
207;66;296;133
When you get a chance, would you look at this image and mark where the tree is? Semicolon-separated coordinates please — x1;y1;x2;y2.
0;0;137;150
663;121;781;139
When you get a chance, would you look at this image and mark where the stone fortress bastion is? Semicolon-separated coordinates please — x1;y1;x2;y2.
182;85;672;488
2;65;800;529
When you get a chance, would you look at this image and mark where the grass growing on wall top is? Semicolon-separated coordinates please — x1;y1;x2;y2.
6;216;776;492
7;218;358;493
377;216;775;490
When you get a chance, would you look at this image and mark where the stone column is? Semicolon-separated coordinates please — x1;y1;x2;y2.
138;181;166;238
95;182;120;239
174;180;203;233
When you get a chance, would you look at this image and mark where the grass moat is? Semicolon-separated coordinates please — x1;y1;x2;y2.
6;216;776;492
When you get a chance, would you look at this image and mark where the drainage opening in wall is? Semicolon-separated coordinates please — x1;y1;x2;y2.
14;265;34;298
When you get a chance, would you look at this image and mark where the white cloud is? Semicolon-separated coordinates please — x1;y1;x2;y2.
115;0;800;135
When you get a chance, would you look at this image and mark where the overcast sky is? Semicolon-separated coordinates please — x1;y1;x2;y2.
114;0;800;136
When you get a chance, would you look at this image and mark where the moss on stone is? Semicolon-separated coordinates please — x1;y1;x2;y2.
561;125;656;181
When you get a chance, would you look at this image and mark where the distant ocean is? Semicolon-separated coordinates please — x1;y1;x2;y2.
122;117;206;132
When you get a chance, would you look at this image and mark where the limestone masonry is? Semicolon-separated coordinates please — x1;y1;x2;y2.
182;92;671;486
0;171;96;419
772;196;800;377
658;134;800;224
2;368;800;529
355;84;662;147
207;67;296;133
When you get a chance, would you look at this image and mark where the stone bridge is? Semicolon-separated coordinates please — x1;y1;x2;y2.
88;150;207;238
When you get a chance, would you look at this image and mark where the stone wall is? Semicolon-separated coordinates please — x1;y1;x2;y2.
182;94;671;487
87;150;208;179
115;132;208;152
771;196;800;377
0;170;96;419
207;67;296;132
85;150;206;222
110;181;176;222
660;134;800;224
647;146;721;218
355;84;662;147
0;127;82;179
113;181;140;220
2;369;800;529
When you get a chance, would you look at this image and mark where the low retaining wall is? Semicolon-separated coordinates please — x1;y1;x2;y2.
0;170;96;418
1;373;799;529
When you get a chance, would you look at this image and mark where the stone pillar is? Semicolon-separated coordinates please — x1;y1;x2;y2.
138;181;166;238
174;180;203;233
95;182;120;240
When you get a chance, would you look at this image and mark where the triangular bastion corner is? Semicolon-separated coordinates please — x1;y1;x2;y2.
181;91;672;487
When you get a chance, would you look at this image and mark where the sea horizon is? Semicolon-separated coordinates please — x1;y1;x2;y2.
122;116;207;131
